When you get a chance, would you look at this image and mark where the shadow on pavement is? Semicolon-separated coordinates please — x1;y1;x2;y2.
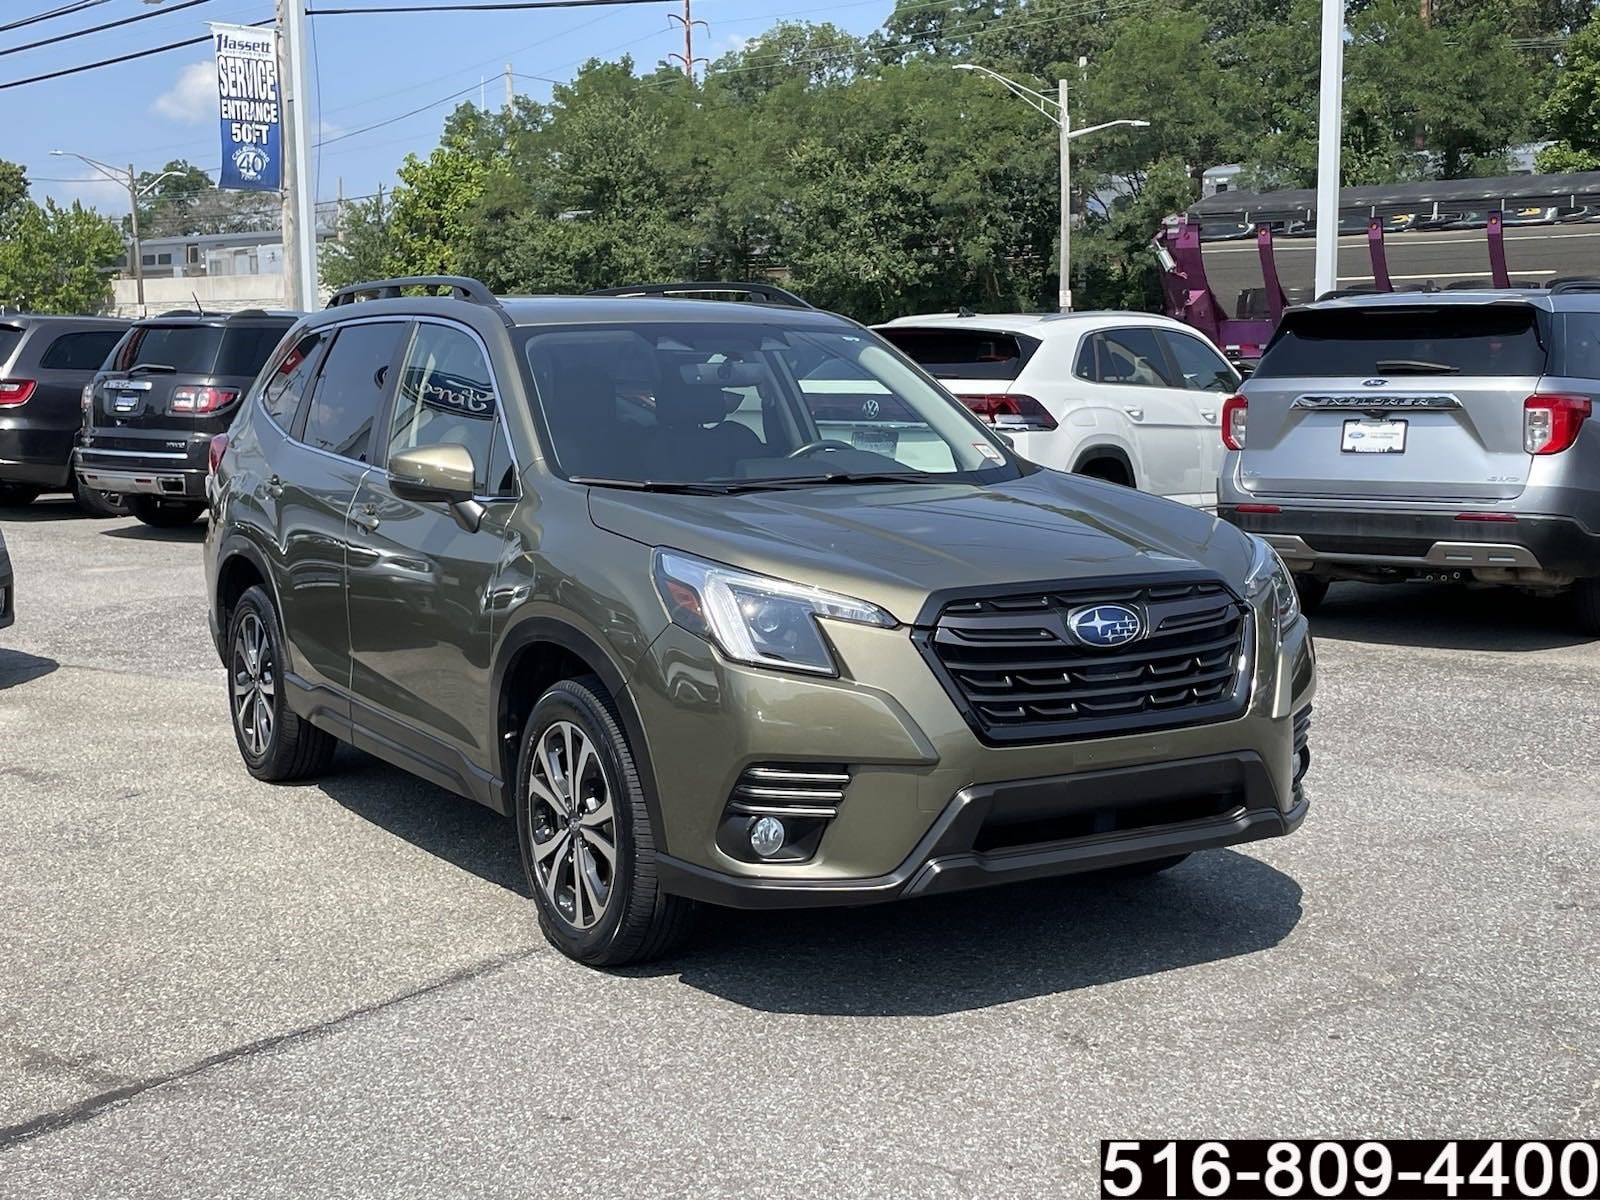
0;498;90;524
315;749;528;896
644;849;1302;1016
0;649;60;690
1310;582;1590;652
102;522;207;544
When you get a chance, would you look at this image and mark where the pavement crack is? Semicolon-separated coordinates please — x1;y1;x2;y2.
0;946;539;1153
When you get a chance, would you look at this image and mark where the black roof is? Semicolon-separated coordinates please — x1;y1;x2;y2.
1189;170;1600;227
133;308;300;327
0;313;128;329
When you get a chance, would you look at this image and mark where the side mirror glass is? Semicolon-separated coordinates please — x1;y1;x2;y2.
388;443;476;505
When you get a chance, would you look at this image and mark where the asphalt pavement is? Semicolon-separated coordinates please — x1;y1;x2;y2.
1;497;1596;1198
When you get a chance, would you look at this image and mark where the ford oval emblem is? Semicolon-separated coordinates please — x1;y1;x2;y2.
1067;603;1144;649
1362;378;1389;387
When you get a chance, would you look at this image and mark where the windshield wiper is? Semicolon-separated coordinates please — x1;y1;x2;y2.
569;476;738;495
717;471;947;491
1373;359;1460;375
127;363;178;375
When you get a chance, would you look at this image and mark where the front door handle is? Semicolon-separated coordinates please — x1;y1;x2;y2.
266;474;283;498
1123;407;1145;421
352;503;381;533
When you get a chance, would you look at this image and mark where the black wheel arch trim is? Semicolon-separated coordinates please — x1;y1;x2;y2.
213;534;289;666
1071;444;1137;484
491;616;668;853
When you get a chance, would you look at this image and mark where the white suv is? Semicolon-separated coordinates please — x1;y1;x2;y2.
876;311;1240;508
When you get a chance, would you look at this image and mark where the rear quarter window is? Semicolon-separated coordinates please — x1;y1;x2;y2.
0;325;24;369
877;327;1041;381
217;324;294;377
1254;306;1547;378
1553;312;1600;379
39;330;123;371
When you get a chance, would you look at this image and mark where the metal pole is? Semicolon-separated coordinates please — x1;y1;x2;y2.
683;0;693;78
1059;78;1072;312
126;163;146;316
278;0;317;309
1313;0;1345;300
505;62;514;112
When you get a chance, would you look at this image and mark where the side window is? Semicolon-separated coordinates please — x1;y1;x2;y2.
39;330;122;371
388;323;515;496
1160;332;1240;393
261;331;327;431
1556;313;1600;379
300;322;406;461
1083;328;1173;388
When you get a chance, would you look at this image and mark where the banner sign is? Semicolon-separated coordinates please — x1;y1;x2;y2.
211;23;281;192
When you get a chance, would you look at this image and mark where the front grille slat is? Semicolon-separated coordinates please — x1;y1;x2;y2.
728;764;851;817
926;579;1251;744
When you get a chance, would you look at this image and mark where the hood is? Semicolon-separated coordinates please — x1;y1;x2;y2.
587;470;1253;623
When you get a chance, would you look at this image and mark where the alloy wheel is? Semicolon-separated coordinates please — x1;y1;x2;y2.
527;720;617;930
232;612;276;758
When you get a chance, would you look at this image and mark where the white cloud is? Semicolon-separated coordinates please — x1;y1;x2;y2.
152;60;217;125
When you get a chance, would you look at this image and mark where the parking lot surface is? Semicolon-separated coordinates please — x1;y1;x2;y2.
1;498;1596;1198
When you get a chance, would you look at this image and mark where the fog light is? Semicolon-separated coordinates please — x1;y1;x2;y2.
748;816;786;858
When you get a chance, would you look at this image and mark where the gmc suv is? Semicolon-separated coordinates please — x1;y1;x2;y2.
1218;287;1600;630
77;309;296;527
205;276;1316;967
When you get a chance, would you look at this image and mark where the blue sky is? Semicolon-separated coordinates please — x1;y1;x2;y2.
13;0;897;214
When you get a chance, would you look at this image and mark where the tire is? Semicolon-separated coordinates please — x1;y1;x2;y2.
72;475;128;518
1574;578;1600;636
131;496;204;527
226;586;337;783
0;483;40;507
1075;459;1133;488
515;677;694;967
1293;574;1330;615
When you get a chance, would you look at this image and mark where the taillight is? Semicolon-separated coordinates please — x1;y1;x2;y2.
80;383;94;412
1222;394;1248;450
172;386;239;414
0;379;36;407
956;393;1058;431
208;433;229;475
1524;393;1590;455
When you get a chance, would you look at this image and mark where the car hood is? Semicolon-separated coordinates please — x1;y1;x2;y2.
587;470;1252;623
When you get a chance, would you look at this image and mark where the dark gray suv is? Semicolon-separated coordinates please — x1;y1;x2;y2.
1219;286;1600;630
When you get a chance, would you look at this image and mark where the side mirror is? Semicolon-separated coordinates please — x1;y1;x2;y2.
388;443;477;504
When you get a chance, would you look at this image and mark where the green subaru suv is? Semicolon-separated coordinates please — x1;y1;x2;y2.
204;276;1315;966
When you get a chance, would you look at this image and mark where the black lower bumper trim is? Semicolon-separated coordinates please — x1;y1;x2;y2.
657;752;1305;910
1220;505;1600;577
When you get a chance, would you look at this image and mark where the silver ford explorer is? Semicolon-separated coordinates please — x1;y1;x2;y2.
1216;286;1600;631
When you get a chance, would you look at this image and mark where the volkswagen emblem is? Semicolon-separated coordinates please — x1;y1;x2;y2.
1066;603;1144;649
1362;378;1389;387
861;397;881;418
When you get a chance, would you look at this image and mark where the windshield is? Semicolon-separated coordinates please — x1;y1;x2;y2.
521;322;1019;489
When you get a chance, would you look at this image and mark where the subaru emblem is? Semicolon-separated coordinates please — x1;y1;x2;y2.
1066;603;1144;649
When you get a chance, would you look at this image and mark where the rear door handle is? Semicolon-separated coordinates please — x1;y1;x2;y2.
1200;410;1217;423
266;474;283;498
1123;407;1145;421
352;503;381;532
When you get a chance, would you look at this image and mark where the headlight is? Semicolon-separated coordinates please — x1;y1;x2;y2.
653;550;895;676
1244;534;1300;627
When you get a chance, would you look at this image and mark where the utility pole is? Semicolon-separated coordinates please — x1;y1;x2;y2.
1313;0;1346;300
667;0;707;78
126;163;146;316
276;0;317;311
1059;79;1072;312
505;62;514;113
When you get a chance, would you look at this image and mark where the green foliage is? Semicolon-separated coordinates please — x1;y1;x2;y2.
320;190;395;291
0;161;28;220
347;0;1586;319
133;159;279;237
0;196;123;314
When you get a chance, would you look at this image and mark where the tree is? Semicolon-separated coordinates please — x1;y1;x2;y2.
0;160;27;220
132;159;281;236
320;190;395;290
0;198;123;313
1539;17;1600;167
384;106;500;278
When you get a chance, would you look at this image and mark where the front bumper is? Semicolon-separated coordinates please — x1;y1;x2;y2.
1219;504;1600;581
629;598;1315;909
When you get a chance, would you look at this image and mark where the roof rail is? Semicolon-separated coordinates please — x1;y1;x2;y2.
588;281;815;310
327;275;513;325
1548;277;1600;295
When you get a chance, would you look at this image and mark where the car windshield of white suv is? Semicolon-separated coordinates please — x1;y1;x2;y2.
522;323;1020;490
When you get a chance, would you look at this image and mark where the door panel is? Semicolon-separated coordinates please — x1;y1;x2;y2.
1158;330;1240;507
1082;328;1204;501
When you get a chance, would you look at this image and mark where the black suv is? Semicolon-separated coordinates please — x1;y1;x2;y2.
0;314;128;513
77;310;296;526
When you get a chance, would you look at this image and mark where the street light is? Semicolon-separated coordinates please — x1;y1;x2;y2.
954;63;1150;312
49;150;187;315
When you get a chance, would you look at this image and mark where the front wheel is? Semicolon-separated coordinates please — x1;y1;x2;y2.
1574;578;1600;637
131;496;204;527
227;586;337;782
515;677;694;967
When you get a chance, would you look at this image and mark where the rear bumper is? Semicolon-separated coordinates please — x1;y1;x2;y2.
657;751;1308;910
1220;505;1600;580
74;448;207;500
0;424;74;488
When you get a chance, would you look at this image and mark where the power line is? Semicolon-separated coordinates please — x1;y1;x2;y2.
315;81;483;146
0;0;111;36
0;18;272;91
307;0;666;13
0;0;213;60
